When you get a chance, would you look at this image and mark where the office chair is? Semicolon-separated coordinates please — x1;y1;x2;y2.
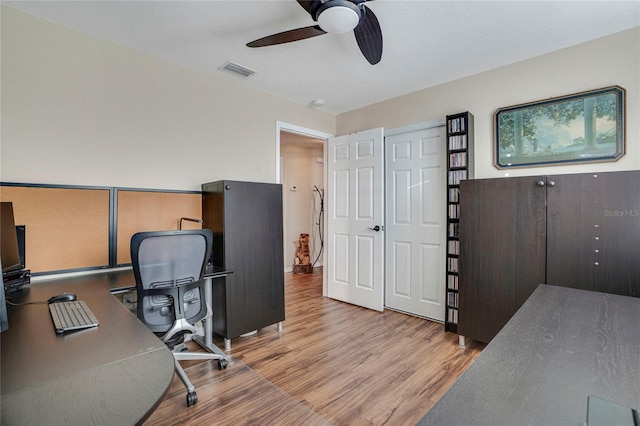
131;229;228;407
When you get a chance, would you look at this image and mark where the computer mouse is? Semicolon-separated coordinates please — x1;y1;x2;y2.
48;293;77;303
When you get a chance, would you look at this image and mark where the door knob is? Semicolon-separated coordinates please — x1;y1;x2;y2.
368;225;381;232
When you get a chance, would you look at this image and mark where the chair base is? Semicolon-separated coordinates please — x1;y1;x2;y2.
173;349;226;362
172;342;228;407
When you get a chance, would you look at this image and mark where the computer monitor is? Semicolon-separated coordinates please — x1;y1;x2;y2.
1;202;22;273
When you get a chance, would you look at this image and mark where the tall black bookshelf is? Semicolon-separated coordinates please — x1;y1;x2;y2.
444;112;474;336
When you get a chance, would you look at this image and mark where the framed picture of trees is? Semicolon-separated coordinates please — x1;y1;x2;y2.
494;86;625;168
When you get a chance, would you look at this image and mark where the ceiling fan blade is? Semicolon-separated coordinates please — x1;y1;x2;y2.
296;0;313;15
247;25;326;48
354;5;383;65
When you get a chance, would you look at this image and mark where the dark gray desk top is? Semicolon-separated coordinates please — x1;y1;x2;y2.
1;272;175;425
419;285;640;426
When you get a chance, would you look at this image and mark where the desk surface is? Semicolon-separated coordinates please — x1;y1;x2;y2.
1;271;175;425
419;285;640;425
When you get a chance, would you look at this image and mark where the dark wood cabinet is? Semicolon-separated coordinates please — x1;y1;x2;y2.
458;176;546;344
458;170;640;343
546;171;640;297
201;180;285;345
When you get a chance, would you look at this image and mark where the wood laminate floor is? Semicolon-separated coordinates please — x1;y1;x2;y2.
144;268;484;425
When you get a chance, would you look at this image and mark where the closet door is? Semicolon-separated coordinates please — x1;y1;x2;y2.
458;176;546;343
546;170;640;297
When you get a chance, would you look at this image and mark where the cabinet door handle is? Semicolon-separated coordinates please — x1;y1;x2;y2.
536;180;546;187
547;180;556;187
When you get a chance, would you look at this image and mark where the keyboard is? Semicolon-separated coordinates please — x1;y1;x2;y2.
49;300;99;334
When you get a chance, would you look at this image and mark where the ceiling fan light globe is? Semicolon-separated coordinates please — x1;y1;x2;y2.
317;6;360;34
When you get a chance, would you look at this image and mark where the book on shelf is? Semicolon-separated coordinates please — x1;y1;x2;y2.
448;170;468;185
448;223;459;238
448;134;467;150
448;204;460;219
447;291;459;308
449;187;460;203
447;257;459;273
449;152;467;167
448;240;459;255
448;117;466;133
448;308;459;324
447;274;459;290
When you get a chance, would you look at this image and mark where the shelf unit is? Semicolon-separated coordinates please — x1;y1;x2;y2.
444;112;474;334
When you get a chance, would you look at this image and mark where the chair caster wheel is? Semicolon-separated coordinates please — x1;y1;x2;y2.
218;359;228;370
186;391;198;406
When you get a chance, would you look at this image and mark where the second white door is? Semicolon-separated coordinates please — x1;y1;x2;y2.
384;126;446;320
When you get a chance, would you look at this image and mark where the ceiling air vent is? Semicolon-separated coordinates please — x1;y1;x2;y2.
219;61;256;78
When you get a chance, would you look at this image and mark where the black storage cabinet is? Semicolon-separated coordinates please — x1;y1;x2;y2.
202;180;285;341
458;170;640;344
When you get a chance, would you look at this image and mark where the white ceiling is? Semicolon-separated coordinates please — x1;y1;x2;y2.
4;1;640;114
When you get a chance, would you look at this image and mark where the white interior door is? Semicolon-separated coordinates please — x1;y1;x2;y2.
327;128;384;311
384;126;446;320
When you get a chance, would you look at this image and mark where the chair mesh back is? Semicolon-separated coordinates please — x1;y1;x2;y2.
132;231;210;330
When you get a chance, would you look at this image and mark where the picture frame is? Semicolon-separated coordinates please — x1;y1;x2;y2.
494;86;625;169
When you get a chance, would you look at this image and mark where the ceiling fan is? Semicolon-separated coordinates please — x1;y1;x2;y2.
246;0;383;65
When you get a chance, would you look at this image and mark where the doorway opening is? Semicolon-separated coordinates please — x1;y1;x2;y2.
276;122;331;294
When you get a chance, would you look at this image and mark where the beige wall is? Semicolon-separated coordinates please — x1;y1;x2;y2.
2;6;637;188
0;7;335;191
337;27;640;179
280;134;324;271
